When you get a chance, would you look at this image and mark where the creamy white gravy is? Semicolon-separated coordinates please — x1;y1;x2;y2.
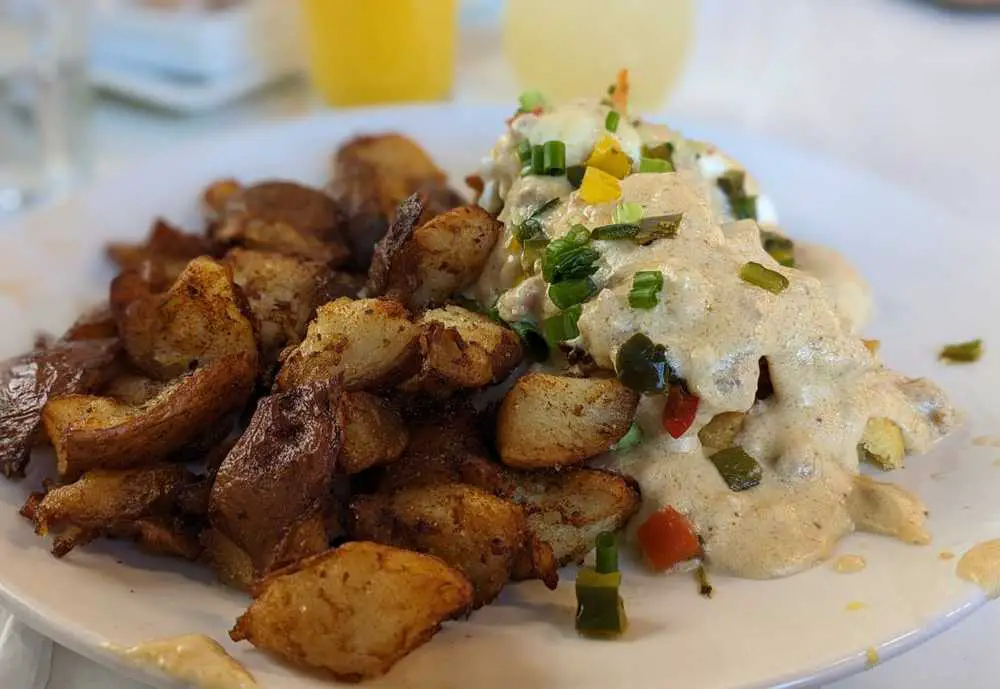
474;99;955;578
105;634;257;689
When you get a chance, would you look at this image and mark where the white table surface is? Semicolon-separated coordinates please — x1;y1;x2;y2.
23;0;1000;687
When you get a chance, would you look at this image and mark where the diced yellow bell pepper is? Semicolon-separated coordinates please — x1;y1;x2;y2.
586;134;632;179
578;166;622;205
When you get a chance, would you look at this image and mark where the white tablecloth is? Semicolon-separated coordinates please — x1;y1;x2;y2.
8;1;1000;687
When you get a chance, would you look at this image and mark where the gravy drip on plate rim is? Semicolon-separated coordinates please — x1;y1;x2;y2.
105;634;257;689
474;98;956;579
956;539;1000;598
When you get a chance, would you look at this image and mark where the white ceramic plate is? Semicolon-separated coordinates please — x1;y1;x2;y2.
1;105;998;689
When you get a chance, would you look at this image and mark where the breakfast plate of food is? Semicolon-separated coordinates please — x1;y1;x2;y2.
1;74;999;689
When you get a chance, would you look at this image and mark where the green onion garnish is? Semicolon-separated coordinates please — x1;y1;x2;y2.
549;277;598;309
575;532;627;638
639;157;672;173
740;261;789;294
615;333;674;394
591;213;683;244
612;201;643;225
642;142;675;170
610;421;643;452
760;230;795;268
530;145;545;175
517;89;547;113
628;270;663;310
542;304;582;347
513;197;560;242
542;225;600;283
939;339;983;363
508;320;549;361
566;165;586;189
605;110;621;133
595;531;618;574
708;447;763;492
517;139;532;165
717;169;758;220
542;140;566;176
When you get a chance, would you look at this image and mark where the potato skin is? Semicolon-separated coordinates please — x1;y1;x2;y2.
43;353;256;481
107;218;216;284
339;392;408;475
497;373;640;469
275;297;419;392
209;377;342;576
350;483;528;608
230;542;473;682
0;338;120;479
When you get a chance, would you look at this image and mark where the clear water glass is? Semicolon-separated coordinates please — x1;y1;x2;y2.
0;0;91;214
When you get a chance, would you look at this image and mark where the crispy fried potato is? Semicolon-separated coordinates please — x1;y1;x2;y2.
230;541;473;681
698;412;746;450
0;338;120;479
201;178;244;225
214;181;349;267
339;392;408;475
107;218;215;284
368;201;501;310
275;297;419;392
222;248;336;366
63;304;118;341
110;517;203;560
350;483;528;607
858;417;905;470
511;531;559;589
401;306;523;394
201;527;255;590
209;378;342;576
508;468;641;566
330;134;464;271
113;256;259;381
43;354;255;481
497;374;640;469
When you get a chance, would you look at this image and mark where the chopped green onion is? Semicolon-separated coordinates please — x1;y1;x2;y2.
542;140;566;176
517;89;547;113
612;201;643;225
542;226;600;284
591;213;683;244
508;320;549;362
605;110;621;133
642;142;675;169
716;169;745;197
717;169;758;220
542;304;582;348
517;139;532;165
731;196;757;221
615;333;675;394
530;145;545;175
575;532;627;638
591;223;640;241
610;421;643;452
565;223;592;244
760;230;795;268
639;157;672;173
595;531;618;574
513;197;560;242
939;339;983;363
708;446;763;492
629;270;663;310
740;261;789;294
566;165;586;189
695;565;714;598
549;278;598;309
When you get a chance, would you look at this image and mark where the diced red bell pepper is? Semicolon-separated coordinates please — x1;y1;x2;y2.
636;506;701;572
661;384;699;438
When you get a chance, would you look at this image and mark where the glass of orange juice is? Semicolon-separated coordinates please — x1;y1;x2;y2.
504;0;694;110
300;0;457;107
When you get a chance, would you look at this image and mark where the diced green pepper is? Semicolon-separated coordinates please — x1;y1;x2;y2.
615;333;674;394
939;339;983;363
708;446;763;492
740;261;789;294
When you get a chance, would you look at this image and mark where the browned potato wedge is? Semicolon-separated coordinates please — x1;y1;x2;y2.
214;181;350;267
222;248;336;365
497;373;639;469
230;542;473;681
63;304;118;341
0;338;120;479
43;353;255;481
107;218;215;284
110;517;203;560
339;392;408;475
350;483;529;608
209;378;342;576
368;202;501;310
113;256;259;381
201;527;255;590
329;133;464;271
698;412;746;450
200;178;243;225
401;306;523;394
858;417;905;470
508;468;642;566
275;297;419;392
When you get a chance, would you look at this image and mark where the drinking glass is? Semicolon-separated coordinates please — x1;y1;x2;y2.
0;0;91;214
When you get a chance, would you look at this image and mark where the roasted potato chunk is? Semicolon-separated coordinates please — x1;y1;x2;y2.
200;178;243;225
43;354;255;481
107;218;215;284
858;417;905;470
222;248;337;366
110;517;203;560
330;134;464;271
368;201;501;310
113;256;259;381
230;542;473;681
275;297;419;392
350;483;529;607
209;378;342;576
0;338;120;479
508;468;641;566
339;392;408;475
402;306;522;394
63;304;118;341
698;412;746;450
201;527;255;591
214;181;349;267
497;374;640;469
